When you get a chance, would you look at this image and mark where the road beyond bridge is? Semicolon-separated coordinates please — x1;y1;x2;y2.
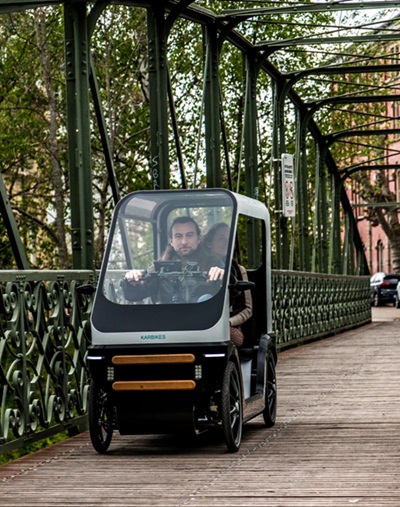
0;307;399;507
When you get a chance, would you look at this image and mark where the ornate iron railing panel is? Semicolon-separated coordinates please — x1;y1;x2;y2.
0;270;370;454
272;270;371;349
0;270;95;454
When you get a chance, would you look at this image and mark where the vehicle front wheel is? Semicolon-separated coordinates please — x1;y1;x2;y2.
263;350;277;428
373;293;380;307
89;379;114;453
396;297;400;309
221;361;243;453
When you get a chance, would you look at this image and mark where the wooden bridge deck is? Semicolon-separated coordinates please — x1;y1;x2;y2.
1;311;400;506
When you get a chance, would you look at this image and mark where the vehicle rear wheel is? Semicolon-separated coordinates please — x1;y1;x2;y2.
396;297;400;309
89;379;114;453
263;350;277;428
373;293;380;307
221;361;243;453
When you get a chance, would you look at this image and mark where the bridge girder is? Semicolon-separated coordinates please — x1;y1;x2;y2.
0;0;399;274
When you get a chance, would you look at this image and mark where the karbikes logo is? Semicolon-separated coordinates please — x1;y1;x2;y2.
140;334;167;340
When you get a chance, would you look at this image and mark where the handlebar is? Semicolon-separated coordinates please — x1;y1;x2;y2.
228;273;255;291
124;268;211;286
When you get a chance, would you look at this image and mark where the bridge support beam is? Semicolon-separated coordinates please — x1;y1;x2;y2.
271;80;289;269
244;54;260;268
147;5;170;189
204;27;221;188
312;142;329;273
329;174;342;274
64;1;94;270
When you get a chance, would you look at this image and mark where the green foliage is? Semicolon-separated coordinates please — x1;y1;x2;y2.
0;2;376;273
0;223;15;268
0;432;69;465
0;8;68;268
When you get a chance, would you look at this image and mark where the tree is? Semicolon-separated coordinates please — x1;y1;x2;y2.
0;9;69;268
0;3;340;270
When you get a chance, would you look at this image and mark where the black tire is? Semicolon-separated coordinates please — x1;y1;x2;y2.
396;297;400;309
263;351;277;428
89;379;114;453
373;292;380;307
221;361;243;453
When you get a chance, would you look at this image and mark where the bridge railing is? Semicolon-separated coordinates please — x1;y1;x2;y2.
0;270;371;454
0;270;95;455
272;270;371;350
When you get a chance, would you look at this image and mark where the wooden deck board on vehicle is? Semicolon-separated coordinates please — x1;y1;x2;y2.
1;318;400;507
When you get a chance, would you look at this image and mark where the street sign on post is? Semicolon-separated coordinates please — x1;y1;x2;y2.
282;153;295;218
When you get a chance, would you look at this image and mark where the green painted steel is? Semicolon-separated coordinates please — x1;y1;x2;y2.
204;26;222;189
0;269;370;454
272;271;371;350
147;5;170;190
0;270;94;454
1;1;390;275
64;2;95;269
243;55;261;270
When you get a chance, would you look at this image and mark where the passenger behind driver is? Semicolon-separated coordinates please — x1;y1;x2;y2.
202;222;252;347
122;216;224;304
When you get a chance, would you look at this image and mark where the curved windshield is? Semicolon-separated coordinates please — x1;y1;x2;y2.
102;190;234;306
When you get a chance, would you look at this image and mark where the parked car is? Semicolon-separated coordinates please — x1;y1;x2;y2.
370;272;400;307
394;281;400;308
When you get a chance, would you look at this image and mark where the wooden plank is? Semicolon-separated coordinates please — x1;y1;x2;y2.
1;318;400;506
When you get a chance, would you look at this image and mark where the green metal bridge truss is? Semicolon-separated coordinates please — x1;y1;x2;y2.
2;0;395;452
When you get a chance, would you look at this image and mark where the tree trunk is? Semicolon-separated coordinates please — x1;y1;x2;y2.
34;9;70;268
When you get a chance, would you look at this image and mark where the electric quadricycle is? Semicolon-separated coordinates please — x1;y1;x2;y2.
85;188;277;453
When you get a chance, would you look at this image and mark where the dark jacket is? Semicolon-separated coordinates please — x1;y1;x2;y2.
122;249;223;304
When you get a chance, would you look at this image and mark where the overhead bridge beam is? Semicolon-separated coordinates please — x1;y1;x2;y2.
257;33;400;50
220;1;400;20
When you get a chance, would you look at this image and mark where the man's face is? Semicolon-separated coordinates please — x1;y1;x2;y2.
170;222;200;258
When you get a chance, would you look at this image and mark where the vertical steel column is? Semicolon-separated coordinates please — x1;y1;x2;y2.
147;6;169;189
329;174;342;274
342;212;350;275
243;54;260;268
344;211;355;274
64;1;94;270
271;79;289;269
296;110;310;271
271;81;281;268
311;141;320;272
244;55;258;200
204;27;221;188
319;143;329;273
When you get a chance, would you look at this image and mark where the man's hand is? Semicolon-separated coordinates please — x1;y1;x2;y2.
125;269;146;283
208;266;224;281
